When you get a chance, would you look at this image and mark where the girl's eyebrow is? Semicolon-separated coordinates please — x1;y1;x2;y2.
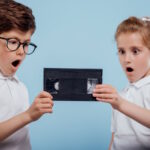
117;46;124;50
130;46;143;49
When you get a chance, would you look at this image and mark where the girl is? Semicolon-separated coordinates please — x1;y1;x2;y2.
93;17;150;150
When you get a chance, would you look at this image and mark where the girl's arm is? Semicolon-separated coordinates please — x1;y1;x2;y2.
109;133;114;150
118;98;150;128
93;84;150;128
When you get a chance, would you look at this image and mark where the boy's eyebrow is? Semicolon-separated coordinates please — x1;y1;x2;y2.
6;36;31;42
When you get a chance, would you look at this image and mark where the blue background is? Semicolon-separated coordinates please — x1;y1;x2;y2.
16;0;150;150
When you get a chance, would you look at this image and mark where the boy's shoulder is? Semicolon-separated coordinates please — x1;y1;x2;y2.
0;72;27;90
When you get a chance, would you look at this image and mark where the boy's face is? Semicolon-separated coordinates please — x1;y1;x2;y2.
117;32;150;83
0;29;32;76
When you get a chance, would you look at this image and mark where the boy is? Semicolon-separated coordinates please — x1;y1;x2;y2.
0;1;53;150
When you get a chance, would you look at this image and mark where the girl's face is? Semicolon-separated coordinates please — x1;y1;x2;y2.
0;29;32;76
117;32;150;83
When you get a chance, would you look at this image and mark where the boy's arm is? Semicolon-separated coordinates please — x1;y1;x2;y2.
108;133;114;150
0;91;53;141
0;112;31;141
93;84;150;128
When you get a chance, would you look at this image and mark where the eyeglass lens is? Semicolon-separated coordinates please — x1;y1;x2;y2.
7;38;36;54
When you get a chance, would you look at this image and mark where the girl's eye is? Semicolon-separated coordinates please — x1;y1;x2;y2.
118;49;125;55
132;48;140;55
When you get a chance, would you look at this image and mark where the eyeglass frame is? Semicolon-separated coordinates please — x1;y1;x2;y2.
0;36;37;55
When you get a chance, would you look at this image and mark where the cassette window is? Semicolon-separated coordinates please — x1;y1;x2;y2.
44;68;103;101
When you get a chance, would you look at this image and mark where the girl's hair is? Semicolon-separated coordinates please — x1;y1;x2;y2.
0;0;36;34
115;16;150;49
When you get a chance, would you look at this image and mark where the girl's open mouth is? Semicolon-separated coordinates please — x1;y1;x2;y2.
126;67;134;72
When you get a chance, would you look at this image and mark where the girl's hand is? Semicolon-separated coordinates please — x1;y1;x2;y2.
93;84;122;109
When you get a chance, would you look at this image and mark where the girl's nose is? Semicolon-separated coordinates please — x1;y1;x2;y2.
124;53;132;63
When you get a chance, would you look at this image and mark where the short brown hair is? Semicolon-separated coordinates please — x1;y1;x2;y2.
115;16;150;49
0;0;36;34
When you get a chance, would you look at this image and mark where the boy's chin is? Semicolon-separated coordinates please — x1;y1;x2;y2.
1;70;16;77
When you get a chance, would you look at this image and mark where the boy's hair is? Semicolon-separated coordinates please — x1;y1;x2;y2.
0;0;36;34
115;16;150;49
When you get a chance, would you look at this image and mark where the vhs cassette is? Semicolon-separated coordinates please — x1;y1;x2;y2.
44;68;102;101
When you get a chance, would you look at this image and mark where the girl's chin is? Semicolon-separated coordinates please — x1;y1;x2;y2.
128;76;142;83
127;76;137;83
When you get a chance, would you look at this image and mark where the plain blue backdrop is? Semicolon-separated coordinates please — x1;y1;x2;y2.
16;0;150;150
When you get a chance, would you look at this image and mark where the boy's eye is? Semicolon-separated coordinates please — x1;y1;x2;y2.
8;39;18;45
118;49;125;55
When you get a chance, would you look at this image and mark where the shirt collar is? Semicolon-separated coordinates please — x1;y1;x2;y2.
0;71;19;82
130;75;150;89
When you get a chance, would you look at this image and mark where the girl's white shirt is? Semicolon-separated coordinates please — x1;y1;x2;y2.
111;75;150;150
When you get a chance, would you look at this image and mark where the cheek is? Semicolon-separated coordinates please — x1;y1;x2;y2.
0;53;6;69
118;57;125;68
148;57;150;67
0;50;11;64
22;55;26;61
0;51;5;62
136;57;150;70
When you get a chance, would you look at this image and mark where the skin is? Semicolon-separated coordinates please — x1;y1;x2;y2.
0;30;30;76
93;32;150;149
0;29;53;141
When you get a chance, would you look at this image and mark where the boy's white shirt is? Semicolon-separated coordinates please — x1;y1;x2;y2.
0;71;31;150
111;75;150;150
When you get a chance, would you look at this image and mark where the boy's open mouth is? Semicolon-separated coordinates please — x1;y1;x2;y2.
12;60;21;67
126;67;134;72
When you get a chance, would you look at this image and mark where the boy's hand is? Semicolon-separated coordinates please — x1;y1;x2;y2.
93;84;122;109
25;91;54;122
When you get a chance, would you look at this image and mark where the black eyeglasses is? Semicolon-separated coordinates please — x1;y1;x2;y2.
0;37;37;55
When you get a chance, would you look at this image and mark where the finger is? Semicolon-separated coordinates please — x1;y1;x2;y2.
40;109;53;113
95;84;102;88
40;103;53;109
38;91;53;99
96;84;114;89
93;88;114;94
96;97;113;103
93;93;115;99
39;98;54;105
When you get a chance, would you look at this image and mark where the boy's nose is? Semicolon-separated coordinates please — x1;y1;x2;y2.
16;45;24;55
